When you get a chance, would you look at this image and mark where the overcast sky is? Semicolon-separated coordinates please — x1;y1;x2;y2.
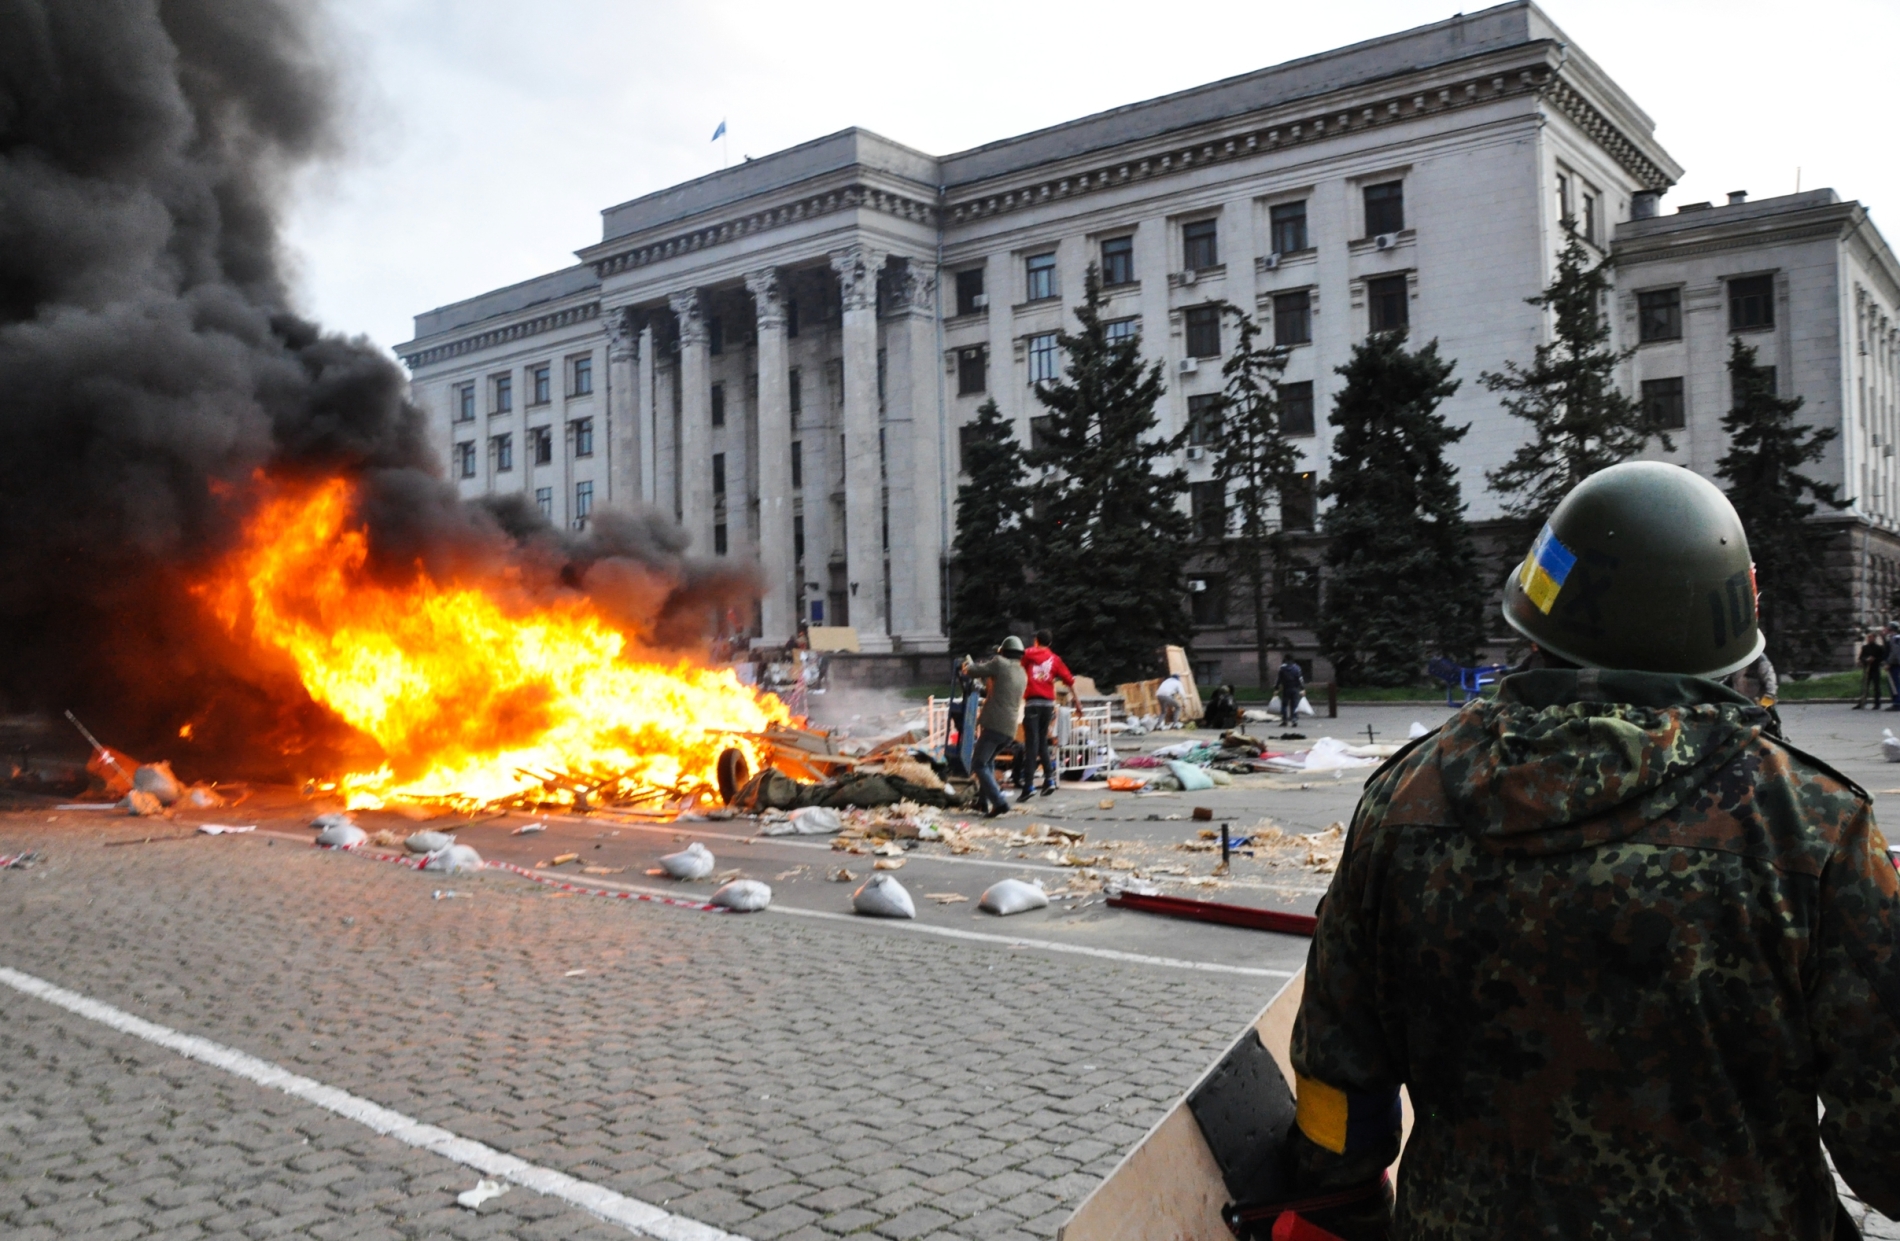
282;0;1900;357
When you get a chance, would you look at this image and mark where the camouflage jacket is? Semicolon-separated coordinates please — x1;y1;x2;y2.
1290;669;1900;1239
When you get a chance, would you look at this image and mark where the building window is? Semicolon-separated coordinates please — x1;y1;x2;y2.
793;514;805;563
1191;480;1226;540
711;382;726;427
1556;172;1573;227
535;486;552;518
1638;288;1682;342
570;354;593;396
1186;305;1221;358
571;417;593;457
1274;290;1312;346
1642;377;1686;430
957;346;987;396
493;373;512;414
1025;252;1057;302
1732;365;1778;408
786;297;800;338
712;452;726;494
1026;415;1054;453
1276;563;1319;625
1270;201;1308;254
791;441;803;490
1028;332;1060;383
955;268;985;316
1729;275;1775;331
1281;381;1316;436
708;316;724;355
1363;181;1405;236
1101;236;1135;286
455;441;476;479
1583;192;1599;245
530;425;552;465
1106;317;1140;346
1182;219;1219;271
492;433;513;472
714;523;728;555
1367;275;1408;334
826;358;844;406
530;364;550;405
574;480;593;522
456;384;475;422
957;422;982;472
1189;575;1228;626
1187;394;1221;445
1281;471;1316;531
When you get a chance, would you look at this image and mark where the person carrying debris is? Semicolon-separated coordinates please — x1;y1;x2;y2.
1274;653;1306;727
1156;673;1187;729
1253;463;1900;1240
961;636;1028;817
1019;629;1075;798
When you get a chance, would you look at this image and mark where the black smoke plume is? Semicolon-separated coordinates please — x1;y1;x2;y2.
0;0;749;778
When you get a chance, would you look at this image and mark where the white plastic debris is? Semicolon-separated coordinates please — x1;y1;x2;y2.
511;822;547;835
1883;729;1900;763
1301;738;1383;772
851;872;916;919
659;841;715;879
763;805;842;835
405;830;455;854
1409;721;1430;739
422;844;484;873
1296;694;1315;717
1241;708;1270;722
313;815;367;848
196;824;254;835
978;878;1049;916
456;1179;509;1210
132;761;182;806
710;879;772;911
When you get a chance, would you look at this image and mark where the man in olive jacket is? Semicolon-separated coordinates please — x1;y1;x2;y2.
963;636;1027;817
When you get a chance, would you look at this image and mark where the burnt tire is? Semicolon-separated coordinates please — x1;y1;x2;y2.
717;747;749;806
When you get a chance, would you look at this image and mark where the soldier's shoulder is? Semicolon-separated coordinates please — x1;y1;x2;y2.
1748;729;1871;806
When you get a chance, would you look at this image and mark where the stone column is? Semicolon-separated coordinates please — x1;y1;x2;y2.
747;268;796;644
885;258;947;649
637;322;657;505
670;289;714;553
830;244;891;650
605;308;637;509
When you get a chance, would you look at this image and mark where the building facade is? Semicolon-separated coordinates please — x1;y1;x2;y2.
397;0;1899;674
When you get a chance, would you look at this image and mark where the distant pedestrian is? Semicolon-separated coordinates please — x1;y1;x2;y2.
1019;630;1074;797
1275;653;1306;727
1855;628;1889;709
1886;621;1900;710
961;636;1027;817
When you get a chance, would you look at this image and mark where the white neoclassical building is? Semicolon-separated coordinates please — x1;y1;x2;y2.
398;0;1900;673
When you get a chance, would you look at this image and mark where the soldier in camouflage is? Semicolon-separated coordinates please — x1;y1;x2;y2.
1277;463;1900;1240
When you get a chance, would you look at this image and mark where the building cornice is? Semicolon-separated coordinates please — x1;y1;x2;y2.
1614;204;1859;267
1539;76;1674;190
398;299;600;370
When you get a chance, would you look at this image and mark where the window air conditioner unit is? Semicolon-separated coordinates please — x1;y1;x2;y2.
1178;356;1199;374
1375;233;1396;250
1189;578;1207;593
1264;252;1281;270
1186;445;1206;461
971;293;989;308
1180;269;1198;285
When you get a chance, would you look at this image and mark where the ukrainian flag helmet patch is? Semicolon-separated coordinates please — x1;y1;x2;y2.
1518;523;1576;615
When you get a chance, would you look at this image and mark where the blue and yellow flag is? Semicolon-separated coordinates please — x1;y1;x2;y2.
1518;523;1576;614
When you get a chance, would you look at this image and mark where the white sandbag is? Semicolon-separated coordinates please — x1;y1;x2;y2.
710;879;772;912
405;830;455;854
1884;729;1900;763
133;761;182;806
179;784;225;809
1409;721;1430;739
121;789;166;816
1296;695;1315;716
659;841;715;879
978;878;1049;915
775;805;843;835
851;872;916;918
1242;709;1270;722
314;817;367;848
423;843;484;873
1167;760;1216;791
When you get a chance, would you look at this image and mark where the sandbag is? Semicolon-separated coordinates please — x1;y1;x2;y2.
978;878;1048;916
711;879;772;911
423;844;483;873
851;872;916;918
179;784;225;809
1167;760;1216;791
784;806;842;834
121;789;166;817
659;841;715;880
1296;694;1315;716
133;761;182;806
1885;729;1900;763
314;817;367;848
1409;721;1430;739
405;831;455;854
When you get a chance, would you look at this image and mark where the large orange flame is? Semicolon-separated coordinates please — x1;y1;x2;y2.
199;477;786;808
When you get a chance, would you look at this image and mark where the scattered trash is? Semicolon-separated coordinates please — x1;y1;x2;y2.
872;857;906;870
432;890;470;900
926;892;969;903
580;865;626;875
405;831;455;854
56;803;118;811
545;852;580;867
829;867;857;882
178;784;226;809
196;824;254;835
979;878;1050;916
456;1179;509;1210
512;822;547;835
132;762;182;806
1098;798;1116;810
65;710;137;797
1168;760;1216;792
711;879;773;911
0;851;41;869
314;818;367;848
1409;721;1430;739
852;872;916;918
1884;729;1900;763
1106;773;1148;791
120;790;167;817
1191;807;1215;822
422;844;484;873
564;968;587;977
760;805;843;836
658;841;715;879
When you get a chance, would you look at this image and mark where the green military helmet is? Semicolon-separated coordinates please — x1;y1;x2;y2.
1502;461;1763;678
998;635;1025;656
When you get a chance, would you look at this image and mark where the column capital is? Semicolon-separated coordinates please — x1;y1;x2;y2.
828;244;888;313
669;289;706;347
744;268;785;330
891;257;937;317
605;306;638;361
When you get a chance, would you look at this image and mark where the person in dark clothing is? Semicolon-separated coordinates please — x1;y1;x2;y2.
1886;621;1900;710
1275;654;1305;727
962;636;1027;817
1018;629;1075;797
1855;629;1889;709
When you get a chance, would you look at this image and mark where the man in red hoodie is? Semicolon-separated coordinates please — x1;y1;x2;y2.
1019;629;1075;798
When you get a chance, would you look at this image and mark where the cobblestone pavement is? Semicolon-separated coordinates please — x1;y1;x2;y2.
0;821;1280;1240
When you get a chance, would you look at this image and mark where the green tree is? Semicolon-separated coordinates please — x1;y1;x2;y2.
1485;231;1666;524
1025;266;1191;685
1206;305;1302;691
1715;337;1847;667
1318;333;1486;686
947;398;1031;656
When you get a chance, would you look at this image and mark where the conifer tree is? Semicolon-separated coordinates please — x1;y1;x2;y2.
1318;333;1485;686
947;398;1031;656
1715;337;1847;666
1207;305;1302;691
1024;267;1191;685
1485;231;1665;524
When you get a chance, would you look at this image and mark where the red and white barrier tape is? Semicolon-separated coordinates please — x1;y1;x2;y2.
314;842;729;912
